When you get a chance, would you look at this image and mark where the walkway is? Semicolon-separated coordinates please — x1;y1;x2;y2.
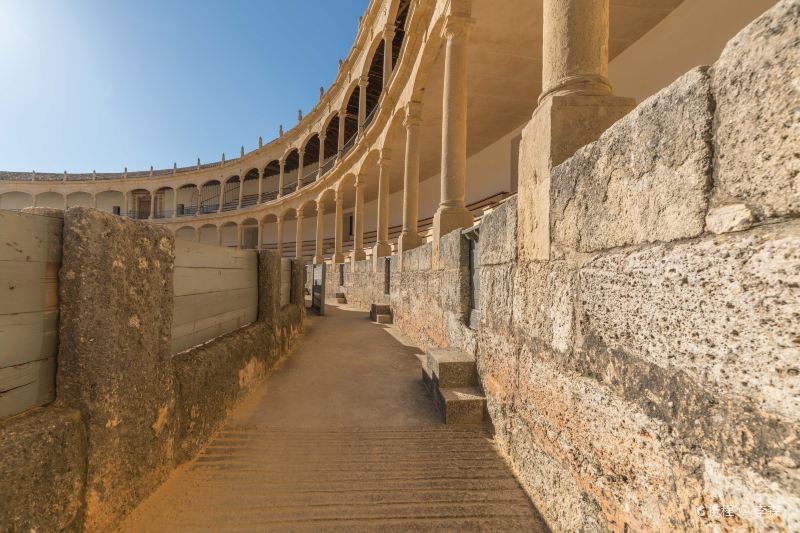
117;303;547;532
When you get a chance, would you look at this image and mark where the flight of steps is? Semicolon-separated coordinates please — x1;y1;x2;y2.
422;348;486;426
335;292;347;304
370;304;392;324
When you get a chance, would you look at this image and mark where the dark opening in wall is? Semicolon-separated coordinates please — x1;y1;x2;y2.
463;228;480;329
339;263;345;287
112;205;121;215
383;257;391;295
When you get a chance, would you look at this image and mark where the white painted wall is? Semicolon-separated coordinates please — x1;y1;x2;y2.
609;0;777;104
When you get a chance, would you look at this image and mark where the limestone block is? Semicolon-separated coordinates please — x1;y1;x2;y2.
510;353;702;532
577;221;800;424
478;196;517;267
439;267;469;317
478;263;515;333
0;407;87;533
57;207;176;532
512;260;577;354
705;203;755;234
711;0;800;219
438;229;468;270
257;250;282;325
551;68;713;253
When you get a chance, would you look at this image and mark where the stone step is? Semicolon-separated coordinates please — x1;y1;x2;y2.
335;292;346;298
426;348;478;388
370;303;392;321
336;297;347;304
376;313;392;324
439;387;486;426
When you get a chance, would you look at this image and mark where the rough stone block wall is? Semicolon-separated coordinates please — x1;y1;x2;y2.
472;4;798;530
2;211;305;533
0;407;87;532
57;208;177;533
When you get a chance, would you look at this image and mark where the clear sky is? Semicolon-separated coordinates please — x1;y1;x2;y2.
0;0;370;173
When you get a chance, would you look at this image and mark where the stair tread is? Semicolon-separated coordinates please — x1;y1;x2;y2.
441;387;485;402
427;348;475;364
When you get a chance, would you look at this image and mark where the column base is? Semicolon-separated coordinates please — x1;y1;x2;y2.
398;231;423;253
373;242;391;259
352;249;366;262
432;205;473;243
332;252;345;263
517;93;636;263
313;255;325;265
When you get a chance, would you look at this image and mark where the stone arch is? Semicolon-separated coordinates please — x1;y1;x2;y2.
34;191;65;210
219;220;238;247
127;189;151;219
175;226;197;242
300;133;321;188
263;160;281;201
242;168;260;207
200;180;221;214
153;186;174;218
198;223;218;245
176;183;199;216
222;175;240;211
281;149;300;195
0;191;33;210
240;217;259;249
95;190;125;215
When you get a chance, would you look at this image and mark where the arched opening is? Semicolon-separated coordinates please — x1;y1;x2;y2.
200;180;221;214
198;224;218;245
241;218;258;249
176;184;199;216
127;189;151;219
153;187;174;219
364;41;385;127
220;221;238;247
0;192;33;211
260;213;279;251
263;160;280;201
241;169;260;207
176;226;196;242
66;191;93;209
342;87;360;155
222;176;240;211
392;0;411;64
320;114;339;176
95;190;124;215
34;192;64;210
282;150;300;196
300;134;320;188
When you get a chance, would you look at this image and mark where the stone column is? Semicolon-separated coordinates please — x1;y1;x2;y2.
357;76;369;133
352;179;366;261
373;150;392;258
338;110;346;153
217;226;223;246
295;212;305;259
432;16;474;244
217;184;224;213
236;224;243;249
32;194;38;208
318;134;327;172
257;221;264;250
297;152;305;188
172;188;178;217
92;195;98;209
541;0;612;101
314;205;325;264
278;160;286;197
64;194;69;210
516;0;635;262
399;101;423;255
122;192;128;215
257;169;264;203
149;192;156;219
237;178;244;208
277;216;284;257
333;189;344;263
383;28;395;86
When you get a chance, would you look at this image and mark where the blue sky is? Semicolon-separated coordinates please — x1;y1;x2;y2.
0;0;370;173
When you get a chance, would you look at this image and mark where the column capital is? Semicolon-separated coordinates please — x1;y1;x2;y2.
316;205;325;216
403;101;423;127
296;211;305;220
358;75;370;88
382;26;396;42
379;149;392;169
442;15;475;40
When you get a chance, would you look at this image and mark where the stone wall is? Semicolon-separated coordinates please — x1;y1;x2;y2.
338;2;799;530
0;209;304;533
